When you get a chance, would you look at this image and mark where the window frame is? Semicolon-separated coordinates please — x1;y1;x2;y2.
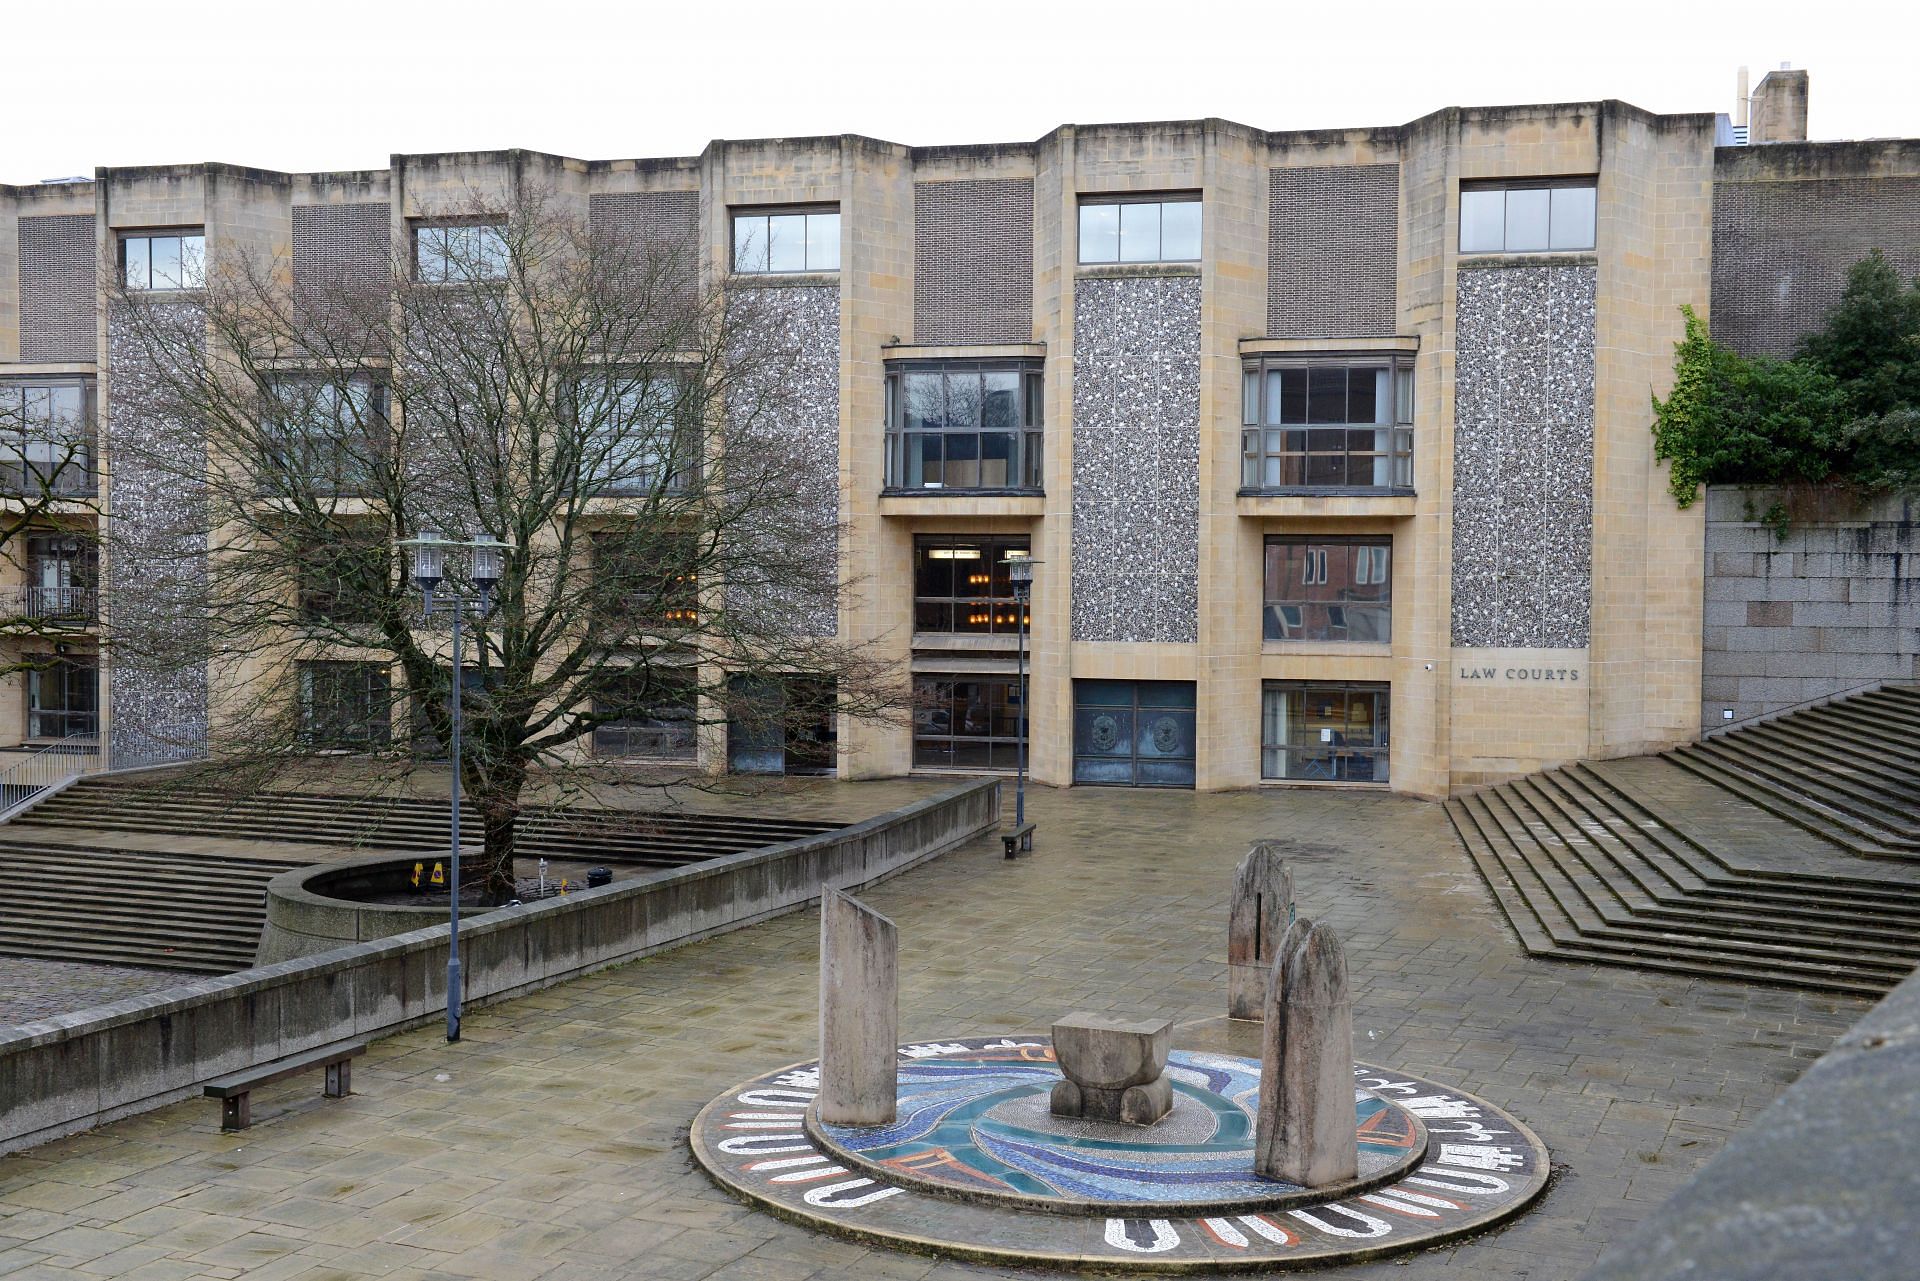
912;672;1026;772
884;359;1045;494
25;653;98;740
298;660;394;750
911;535;1032;636
1261;680;1390;784
570;368;697;496
1239;353;1414;493
0;377;96;497
1262;535;1393;644
592;665;698;761
1458;178;1597;254
258;373;389;496
730;205;842;275
411;219;511;283
1076;193;1204;265
119;228;207;291
590;530;701;630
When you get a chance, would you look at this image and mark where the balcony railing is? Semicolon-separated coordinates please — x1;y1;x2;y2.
0;585;97;624
0;732;102;820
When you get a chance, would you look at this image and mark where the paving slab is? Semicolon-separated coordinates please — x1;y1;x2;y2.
0;781;1873;1280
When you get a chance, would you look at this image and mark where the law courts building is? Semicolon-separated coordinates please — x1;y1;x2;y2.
1;68;1913;797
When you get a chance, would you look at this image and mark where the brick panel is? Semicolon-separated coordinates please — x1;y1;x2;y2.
589;190;699;270
292;203;392;287
1711;176;1920;357
1267;165;1399;338
913;179;1033;345
19;215;97;362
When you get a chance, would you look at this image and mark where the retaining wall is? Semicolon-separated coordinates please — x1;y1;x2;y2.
0;778;997;1154
255;853;499;964
1701;485;1920;730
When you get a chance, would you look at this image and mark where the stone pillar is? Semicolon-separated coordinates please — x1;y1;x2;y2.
1254;920;1357;1188
818;887;898;1126
1227;842;1294;1020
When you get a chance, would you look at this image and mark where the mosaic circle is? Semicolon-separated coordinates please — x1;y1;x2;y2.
804;1042;1427;1215
691;1035;1553;1273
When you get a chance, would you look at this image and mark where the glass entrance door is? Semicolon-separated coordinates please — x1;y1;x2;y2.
1072;680;1196;787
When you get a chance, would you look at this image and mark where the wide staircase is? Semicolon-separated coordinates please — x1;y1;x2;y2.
1450;684;1920;996
0;777;848;976
10;778;841;867
0;840;292;973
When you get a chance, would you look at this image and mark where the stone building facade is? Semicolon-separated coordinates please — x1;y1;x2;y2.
0;85;1914;797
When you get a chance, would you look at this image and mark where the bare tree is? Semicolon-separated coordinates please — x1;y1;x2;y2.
107;186;896;901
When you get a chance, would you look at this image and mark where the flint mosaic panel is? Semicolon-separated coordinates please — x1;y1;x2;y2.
1071;275;1200;643
105;301;211;766
726;285;841;639
1450;263;1595;648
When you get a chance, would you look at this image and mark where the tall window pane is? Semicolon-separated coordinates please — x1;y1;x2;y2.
1504;189;1551;252
179;235;207;288
1078;203;1120;263
733;216;767;272
1549;185;1597;250
1459;189;1505;253
765;214;807;272
806;212;841;270
123;237;150;288
1118;202;1161;263
1159;201;1202;261
150;237;183;290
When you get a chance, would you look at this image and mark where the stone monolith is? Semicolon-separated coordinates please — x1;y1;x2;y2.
1254;919;1357;1187
818;887;898;1126
1227;842;1294;1020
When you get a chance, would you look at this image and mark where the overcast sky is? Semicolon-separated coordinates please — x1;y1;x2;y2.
4;0;1915;185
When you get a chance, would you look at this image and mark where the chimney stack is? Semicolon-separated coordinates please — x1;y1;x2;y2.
1750;66;1809;143
1735;66;1750;127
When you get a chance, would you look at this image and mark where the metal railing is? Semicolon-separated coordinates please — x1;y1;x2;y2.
0;585;97;624
0;732;102;821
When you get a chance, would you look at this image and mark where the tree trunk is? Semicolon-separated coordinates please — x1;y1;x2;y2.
470;759;527;906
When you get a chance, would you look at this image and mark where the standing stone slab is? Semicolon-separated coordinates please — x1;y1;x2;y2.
818;888;898;1126
1255;920;1358;1188
1228;842;1295;1021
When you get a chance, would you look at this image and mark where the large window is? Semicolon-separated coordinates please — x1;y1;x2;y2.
913;674;1024;771
0;379;94;496
26;655;97;740
885;361;1043;492
1459;181;1596;254
23;535;97;623
592;532;700;628
299;661;392;749
260;375;386;494
121;231;205;291
1264;537;1391;643
1261;682;1389;783
732;208;840;274
592;667;697;760
1078;196;1202;264
298;527;387;628
572;372;693;494
1241;355;1412;490
913;536;1030;634
413;222;509;282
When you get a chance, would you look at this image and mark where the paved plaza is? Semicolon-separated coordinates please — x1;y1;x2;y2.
0;781;1867;1280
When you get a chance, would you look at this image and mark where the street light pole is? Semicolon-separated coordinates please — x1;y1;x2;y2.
1007;556;1039;836
400;530;506;1044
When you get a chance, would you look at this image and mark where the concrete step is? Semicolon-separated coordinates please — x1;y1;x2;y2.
1695;736;1920;838
1666;748;1917;860
1787;704;1920;764
1737;721;1920;799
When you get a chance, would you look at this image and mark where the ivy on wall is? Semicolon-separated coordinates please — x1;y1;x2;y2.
1653;251;1920;515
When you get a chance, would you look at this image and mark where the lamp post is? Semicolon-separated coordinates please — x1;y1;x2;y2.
399;530;506;1043
1007;555;1039;837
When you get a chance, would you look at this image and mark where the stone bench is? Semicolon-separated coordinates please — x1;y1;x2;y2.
1001;823;1036;859
202;1040;366;1131
1050;1012;1173;1126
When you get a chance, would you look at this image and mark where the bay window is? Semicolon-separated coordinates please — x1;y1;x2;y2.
1241;354;1412;491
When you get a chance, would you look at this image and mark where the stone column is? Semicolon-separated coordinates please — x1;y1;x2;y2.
1254;920;1357;1188
1227;842;1294;1020
818;887;898;1126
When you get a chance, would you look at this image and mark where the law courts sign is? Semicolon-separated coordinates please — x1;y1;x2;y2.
1450;648;1588;687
